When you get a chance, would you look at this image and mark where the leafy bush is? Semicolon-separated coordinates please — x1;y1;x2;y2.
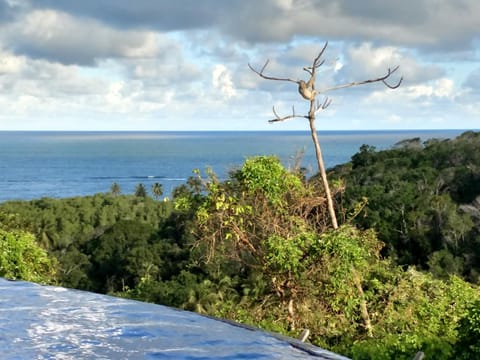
0;227;56;283
454;300;480;359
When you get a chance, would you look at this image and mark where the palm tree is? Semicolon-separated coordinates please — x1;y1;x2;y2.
135;183;147;198
110;182;121;197
151;182;163;200
152;183;163;200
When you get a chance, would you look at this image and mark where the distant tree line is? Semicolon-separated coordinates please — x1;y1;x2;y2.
110;182;163;199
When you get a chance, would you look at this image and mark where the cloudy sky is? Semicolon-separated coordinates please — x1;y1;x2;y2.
0;0;479;131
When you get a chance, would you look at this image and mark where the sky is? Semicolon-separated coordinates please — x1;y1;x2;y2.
0;0;479;131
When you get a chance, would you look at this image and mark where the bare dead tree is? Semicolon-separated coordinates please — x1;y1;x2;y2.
249;41;402;229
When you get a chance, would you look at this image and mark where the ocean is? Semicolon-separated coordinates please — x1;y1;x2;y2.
0;130;468;203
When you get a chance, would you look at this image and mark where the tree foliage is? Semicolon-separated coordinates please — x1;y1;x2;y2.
135;183;148;198
0;193;174;289
330;131;480;282
171;155;480;359
110;182;121;196
0;225;56;283
454;300;480;359
151;182;163;200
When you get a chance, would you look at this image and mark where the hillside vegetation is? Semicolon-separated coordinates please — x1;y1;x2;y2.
330;130;480;283
1;131;480;359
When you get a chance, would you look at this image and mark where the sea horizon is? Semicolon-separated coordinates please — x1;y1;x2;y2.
0;129;474;203
0;128;475;133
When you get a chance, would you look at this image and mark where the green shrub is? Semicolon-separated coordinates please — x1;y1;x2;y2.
454;300;480;359
0;228;56;283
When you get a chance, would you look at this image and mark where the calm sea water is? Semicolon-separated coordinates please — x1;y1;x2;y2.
0;130;467;203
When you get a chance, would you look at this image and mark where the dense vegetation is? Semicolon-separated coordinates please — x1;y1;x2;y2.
1;132;480;359
330;131;480;283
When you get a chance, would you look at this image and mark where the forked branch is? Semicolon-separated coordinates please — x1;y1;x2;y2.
269;105;307;123
315;97;332;114
248;43;329;101
322;66;403;93
248;60;298;84
269;96;331;122
302;41;328;76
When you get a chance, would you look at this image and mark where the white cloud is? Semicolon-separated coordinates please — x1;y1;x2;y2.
339;43;443;86
15;1;479;55
363;77;455;107
0;49;25;74
334;61;343;73
386;114;403;124
0;1;478;131
212;64;236;100
274;0;294;11
1;9;162;65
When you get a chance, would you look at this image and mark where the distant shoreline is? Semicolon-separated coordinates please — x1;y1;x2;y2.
0;129;473;203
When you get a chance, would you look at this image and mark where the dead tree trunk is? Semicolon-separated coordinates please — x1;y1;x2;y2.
308;114;338;228
249;41;402;230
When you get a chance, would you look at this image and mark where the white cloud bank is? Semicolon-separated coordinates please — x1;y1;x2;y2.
0;0;479;130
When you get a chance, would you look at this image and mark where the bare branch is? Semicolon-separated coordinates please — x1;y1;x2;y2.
303;59;325;76
321;65;403;93
260;59;270;74
313;41;328;69
269;105;308;123
303;41;329;75
248;61;299;84
315;97;332;114
249;42;330;102
272;105;286;120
